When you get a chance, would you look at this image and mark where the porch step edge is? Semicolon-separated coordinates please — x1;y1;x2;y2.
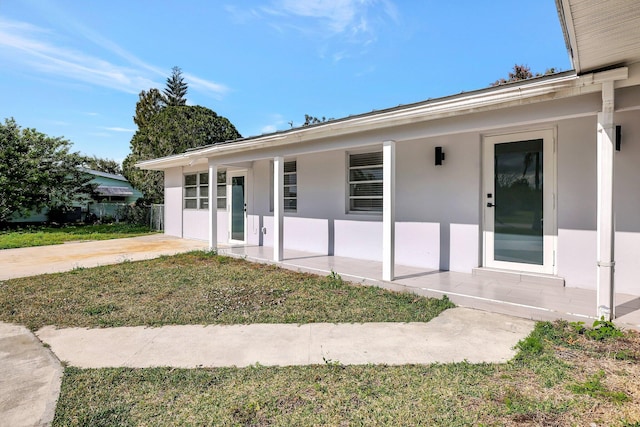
472;268;565;287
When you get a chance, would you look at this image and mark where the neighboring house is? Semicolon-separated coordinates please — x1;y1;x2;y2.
84;169;144;220
10;169;142;223
138;1;640;320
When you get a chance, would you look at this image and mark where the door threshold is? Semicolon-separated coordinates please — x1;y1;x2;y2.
472;267;565;287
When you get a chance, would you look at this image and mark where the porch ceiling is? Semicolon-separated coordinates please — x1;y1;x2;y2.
559;0;640;74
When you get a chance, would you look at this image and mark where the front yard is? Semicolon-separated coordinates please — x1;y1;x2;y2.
0;223;156;249
1;252;638;426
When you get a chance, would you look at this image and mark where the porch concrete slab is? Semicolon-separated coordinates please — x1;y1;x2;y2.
0;322;62;427
217;245;640;330
36;308;534;369
0;234;208;280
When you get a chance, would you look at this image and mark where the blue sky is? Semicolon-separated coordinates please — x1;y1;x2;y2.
0;1;572;164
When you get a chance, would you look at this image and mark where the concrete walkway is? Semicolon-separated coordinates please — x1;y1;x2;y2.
37;308;534;368
0;323;62;427
0;234;208;280
1;310;533;426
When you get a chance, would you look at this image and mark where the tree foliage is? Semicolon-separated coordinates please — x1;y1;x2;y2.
303;114;334;126
0;118;94;223
123;106;241;203
491;64;560;86
163;66;188;107
84;155;122;175
133;88;165;128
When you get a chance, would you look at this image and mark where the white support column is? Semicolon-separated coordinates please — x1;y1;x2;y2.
273;156;284;262
383;140;396;281
208;161;218;250
596;81;615;320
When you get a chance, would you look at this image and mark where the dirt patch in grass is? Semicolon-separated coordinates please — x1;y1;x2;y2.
0;251;454;329
52;321;640;426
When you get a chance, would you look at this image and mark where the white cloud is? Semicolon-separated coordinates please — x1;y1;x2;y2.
0;16;229;98
263;0;398;40
229;0;399;61
259;113;289;134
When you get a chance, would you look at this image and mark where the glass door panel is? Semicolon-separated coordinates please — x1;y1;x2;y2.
231;175;245;241
483;129;555;274
494;139;543;265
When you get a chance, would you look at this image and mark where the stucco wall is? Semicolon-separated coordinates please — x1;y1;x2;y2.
164;167;183;238
245;138;481;271
160;88;640;296
613;109;640;295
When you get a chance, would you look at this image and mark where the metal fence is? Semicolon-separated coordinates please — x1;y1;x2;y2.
150;204;164;231
90;202;164;231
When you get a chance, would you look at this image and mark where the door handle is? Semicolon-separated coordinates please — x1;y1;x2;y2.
487;202;495;208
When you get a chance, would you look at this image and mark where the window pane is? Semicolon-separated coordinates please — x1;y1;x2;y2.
284;174;297;186
199;173;209;184
185;174;197;186
284;199;297;211
284;161;297;173
199;186;208;197
217;170;227;184
284;185;297;198
185;187;197;197
184;199;197;209
350;168;383;182
217;185;226;197
350;198;383;212
200;199;209;209
217;197;226;209
350;152;382;168
350;183;382;197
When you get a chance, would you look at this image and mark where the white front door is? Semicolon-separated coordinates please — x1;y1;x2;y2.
483;129;556;274
228;171;247;244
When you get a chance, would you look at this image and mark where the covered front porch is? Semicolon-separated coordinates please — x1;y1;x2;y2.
217;244;640;330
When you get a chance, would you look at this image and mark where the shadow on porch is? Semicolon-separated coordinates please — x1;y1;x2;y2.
217;244;640;331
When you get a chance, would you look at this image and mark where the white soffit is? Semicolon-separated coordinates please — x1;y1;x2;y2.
561;0;640;74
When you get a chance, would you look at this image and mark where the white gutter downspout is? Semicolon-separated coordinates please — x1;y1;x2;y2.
596;80;617;320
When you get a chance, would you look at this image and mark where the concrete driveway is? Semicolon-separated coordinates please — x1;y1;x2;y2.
0;234;209;280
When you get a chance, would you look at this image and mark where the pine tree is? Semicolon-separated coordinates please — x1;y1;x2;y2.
133;88;165;128
163;66;188;106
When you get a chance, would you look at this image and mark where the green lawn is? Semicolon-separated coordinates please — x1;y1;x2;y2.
1;252;638;426
53;322;640;426
0;251;453;330
0;223;156;249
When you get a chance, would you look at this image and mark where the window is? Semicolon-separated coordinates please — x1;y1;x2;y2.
348;151;383;213
217;170;227;209
270;160;297;212
284;161;297;212
184;172;208;209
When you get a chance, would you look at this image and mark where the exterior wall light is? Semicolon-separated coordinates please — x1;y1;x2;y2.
435;146;445;165
616;125;622;151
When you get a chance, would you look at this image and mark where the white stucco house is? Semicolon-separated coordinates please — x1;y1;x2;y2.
139;0;640;321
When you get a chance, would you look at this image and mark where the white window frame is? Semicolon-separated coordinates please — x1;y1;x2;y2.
347;151;383;214
283;160;297;212
270;160;297;213
183;172;209;210
216;170;227;210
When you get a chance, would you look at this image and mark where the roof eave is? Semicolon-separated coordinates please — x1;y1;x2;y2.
138;72;584;171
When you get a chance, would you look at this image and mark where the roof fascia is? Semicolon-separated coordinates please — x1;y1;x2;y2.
556;0;580;73
138;73;610;171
